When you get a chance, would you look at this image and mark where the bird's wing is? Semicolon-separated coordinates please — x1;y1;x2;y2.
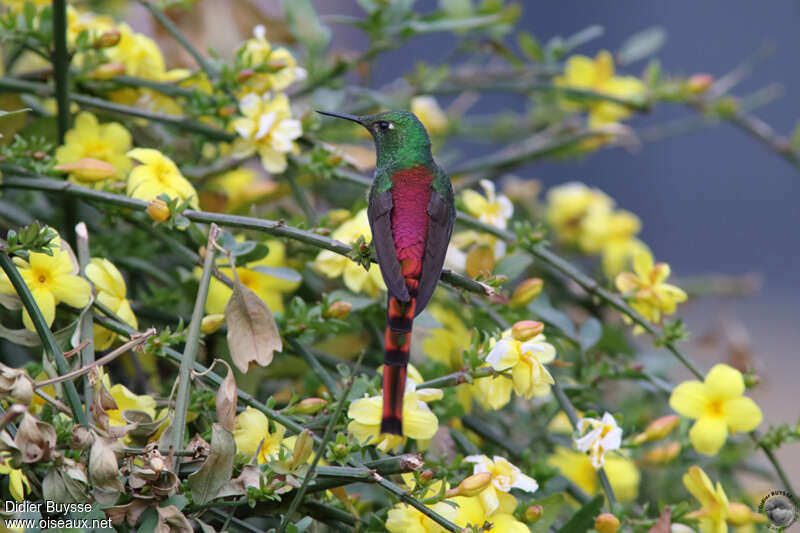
415;177;454;316
367;188;410;301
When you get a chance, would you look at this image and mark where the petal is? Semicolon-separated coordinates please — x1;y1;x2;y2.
402;402;439;440
462;190;488;216
485;339;519;371
615;271;641;293
669;380;708;419
689;417;728;456
723;396;762;433
511;471;538;493
254;111;277;139
704;364;744;400
489;514;529;533
50;274;91;308
479;486;500;516
342;263;368;293
22;288;55;330
511;362;532;397
683;465;715;507
347;395;382;426
633;249;654;280
258;145;288;173
233;407;270;456
600;426;622;451
520;340;556;364
651;262;671;284
574;427;602;453
127;147;164;166
475;375;512;410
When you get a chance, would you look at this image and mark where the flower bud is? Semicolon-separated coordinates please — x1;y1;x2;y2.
0;363;33;405
595;513;620;533
87;62;126;80
200;314;225;334
642;441;681;464
146;198;170;222
633;415;680;444
465;244;495;279
289;429;314;469
446;471;492;498
236;69;255;83
687;73;713;93
511;320;544;341
510;278;543;307
324;153;343;167
93;29;121;49
219;105;237;117
294;397;327;415
54;158;116;182
525;505;543;522
268;56;289;70
726;503;766;526
324;301;352;319
419;469;434;482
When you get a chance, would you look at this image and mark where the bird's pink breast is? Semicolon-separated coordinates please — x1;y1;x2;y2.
390;166;433;263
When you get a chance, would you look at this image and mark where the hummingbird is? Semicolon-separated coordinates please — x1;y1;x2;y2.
318;110;454;435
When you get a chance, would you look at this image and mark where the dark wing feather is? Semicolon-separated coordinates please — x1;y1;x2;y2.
415;186;454;316
367;189;410;302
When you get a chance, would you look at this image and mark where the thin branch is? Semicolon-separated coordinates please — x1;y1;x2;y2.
75;223;94;421
0;253;88;427
286;337;339;396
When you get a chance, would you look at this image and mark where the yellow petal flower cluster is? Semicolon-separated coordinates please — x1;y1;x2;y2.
546;182;648;276
574;412;623;469
476;334;556;410
616;249;687;324
0;454;30;502
555;50;645;129
421;305;476;411
548;446;640;503
54;112;132;186
347;381;443;453
0;237;91;331
85;258;138;350
205;239;300;315
233;407;287;464
464;454;538;516
315;209;386;297
682;466;766;533
126;148;199;208
411;96;448;135
237;25;306;94
201;167;277;213
231;92;303;174
107;383;157;428
669;364;762;456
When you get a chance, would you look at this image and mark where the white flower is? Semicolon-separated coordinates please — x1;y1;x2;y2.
462;179;514;230
464;455;538;516
231;93;302;173
574;412;623;469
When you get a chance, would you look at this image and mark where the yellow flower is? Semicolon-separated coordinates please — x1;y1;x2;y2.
480;334;556;405
615;249;687;324
66;6;114;46
669;364;762;456
462;179;513;230
0;454;30;501
411;96;448;135
85;258;138;350
126;148;199;208
205;239;300;315
0;238;91;331
601;237;649;279
55;112;132;185
202;167;277;213
315;209;386;297
546;182;613;245
548;446;640;503
578;206;641;254
464;455;538;516
683;466;729;533
386;498;459;533
231;92;302;173
238;25;306;93
555;50;645;128
422;306;475;411
107;383;157;427
575;412;623;469
233;407;287;464
106;23;166;81
1;0;49;12
347;382;443;453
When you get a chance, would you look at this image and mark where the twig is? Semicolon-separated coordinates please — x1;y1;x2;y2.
75;223;94;421
34;328;155;388
277;350;366;532
0;253;88;427
416;366;497;389
171;224;220;471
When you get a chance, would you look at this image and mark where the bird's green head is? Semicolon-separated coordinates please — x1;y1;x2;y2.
317;109;433;171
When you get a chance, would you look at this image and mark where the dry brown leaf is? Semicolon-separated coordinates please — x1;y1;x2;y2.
215;361;238;432
648;508;671;533
225;276;282;373
16;413;56;463
155;504;193;533
187;423;235;505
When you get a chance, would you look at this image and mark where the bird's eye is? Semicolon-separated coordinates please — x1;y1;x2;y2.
378;121;390;130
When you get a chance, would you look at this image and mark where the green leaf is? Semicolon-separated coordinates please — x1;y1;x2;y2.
578;318;602;351
529;492;568;533
518;31;544;62
618;26;667;66
494;252;533;280
0;108;31;122
225;276;282;373
187;424;236;505
283;0;331;56
249;265;303;283
556;494;604;533
529;293;576;338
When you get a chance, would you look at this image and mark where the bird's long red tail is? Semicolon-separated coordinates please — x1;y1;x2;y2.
381;260;420;435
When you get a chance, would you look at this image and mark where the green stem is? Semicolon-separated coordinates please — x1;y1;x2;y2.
0;253;87;427
136;0;218;79
75;223;94;422
171;224;219;470
277;350;365;532
417;366;496;389
0;76;235;141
